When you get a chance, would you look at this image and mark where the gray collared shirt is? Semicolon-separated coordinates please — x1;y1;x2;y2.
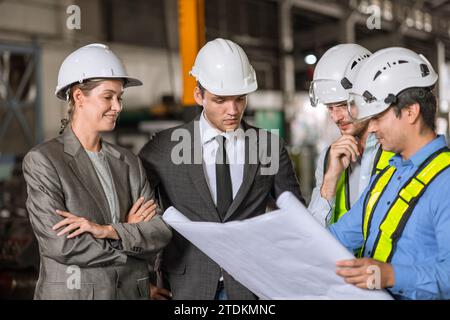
85;148;119;223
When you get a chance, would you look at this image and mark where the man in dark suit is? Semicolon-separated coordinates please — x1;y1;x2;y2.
139;38;304;300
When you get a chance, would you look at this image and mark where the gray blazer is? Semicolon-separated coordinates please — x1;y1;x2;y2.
22;127;172;300
139;116;304;299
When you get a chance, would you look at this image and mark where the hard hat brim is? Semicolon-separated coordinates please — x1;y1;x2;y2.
201;81;258;96
55;76;143;101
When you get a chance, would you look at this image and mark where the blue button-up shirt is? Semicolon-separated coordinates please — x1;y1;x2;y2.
329;135;450;300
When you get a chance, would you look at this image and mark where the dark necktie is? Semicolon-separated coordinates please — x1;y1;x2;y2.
215;135;233;221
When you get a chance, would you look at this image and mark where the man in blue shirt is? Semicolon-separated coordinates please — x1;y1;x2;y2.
329;47;450;299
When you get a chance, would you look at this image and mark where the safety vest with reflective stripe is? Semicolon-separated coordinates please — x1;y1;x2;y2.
324;146;394;224
360;147;450;263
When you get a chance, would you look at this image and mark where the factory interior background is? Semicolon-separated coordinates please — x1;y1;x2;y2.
0;0;450;299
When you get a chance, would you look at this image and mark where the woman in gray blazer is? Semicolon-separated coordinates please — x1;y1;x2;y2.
22;44;172;300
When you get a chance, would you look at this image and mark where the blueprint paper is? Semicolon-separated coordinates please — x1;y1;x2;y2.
162;191;392;300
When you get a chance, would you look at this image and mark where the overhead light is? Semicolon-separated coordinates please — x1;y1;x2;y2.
305;54;317;65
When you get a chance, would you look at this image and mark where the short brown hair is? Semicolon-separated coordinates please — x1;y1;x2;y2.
392;87;437;132
197;81;206;97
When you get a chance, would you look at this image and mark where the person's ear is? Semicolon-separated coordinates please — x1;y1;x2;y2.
193;86;204;106
72;88;85;108
405;103;421;124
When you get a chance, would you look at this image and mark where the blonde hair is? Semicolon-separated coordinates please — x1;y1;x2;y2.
59;80;104;134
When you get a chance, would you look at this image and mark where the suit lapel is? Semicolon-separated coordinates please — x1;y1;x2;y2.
68;151;111;224
63;127;112;224
223;127;260;221
188;163;219;218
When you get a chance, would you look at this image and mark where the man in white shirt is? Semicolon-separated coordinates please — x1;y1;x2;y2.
308;44;393;226
139;38;304;300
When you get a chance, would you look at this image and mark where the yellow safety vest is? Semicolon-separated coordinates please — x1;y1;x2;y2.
360;147;450;263
324;147;394;224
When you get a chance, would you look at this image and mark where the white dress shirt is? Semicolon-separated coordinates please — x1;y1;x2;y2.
198;111;245;205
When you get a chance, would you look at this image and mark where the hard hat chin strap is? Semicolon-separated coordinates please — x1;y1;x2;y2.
65;88;71;102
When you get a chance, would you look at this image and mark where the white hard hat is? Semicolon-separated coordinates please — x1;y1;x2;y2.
349;47;438;121
55;43;142;100
309;44;372;107
190;38;257;96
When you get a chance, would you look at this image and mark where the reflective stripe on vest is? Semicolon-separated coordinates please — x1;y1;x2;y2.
324;146;394;224
372;148;395;176
361;147;450;263
332;169;350;224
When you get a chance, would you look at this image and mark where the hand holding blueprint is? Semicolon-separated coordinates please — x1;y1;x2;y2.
162;191;392;300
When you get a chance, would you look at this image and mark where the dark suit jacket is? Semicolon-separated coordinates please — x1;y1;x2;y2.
22;127;172;299
139;116;304;299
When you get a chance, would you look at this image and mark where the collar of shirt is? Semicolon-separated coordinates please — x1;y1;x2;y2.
365;132;378;150
389;134;447;169
199;111;244;146
85;148;106;161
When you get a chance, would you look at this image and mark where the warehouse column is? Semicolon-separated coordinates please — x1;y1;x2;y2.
178;0;205;122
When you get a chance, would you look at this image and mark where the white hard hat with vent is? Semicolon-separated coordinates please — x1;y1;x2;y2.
348;47;438;121
55;43;142;100
190;38;258;96
309;44;372;107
